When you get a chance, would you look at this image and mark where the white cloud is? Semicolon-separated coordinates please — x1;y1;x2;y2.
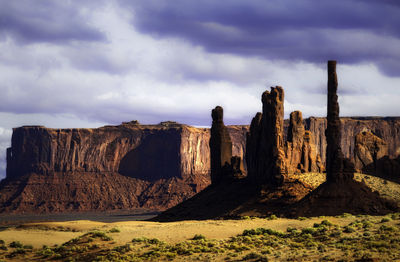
1;1;400;180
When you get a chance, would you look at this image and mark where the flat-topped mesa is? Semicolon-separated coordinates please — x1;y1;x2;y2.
325;60;354;182
209;106;233;184
246;86;288;186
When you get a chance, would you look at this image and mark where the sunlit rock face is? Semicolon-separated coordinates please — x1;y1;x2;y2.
246;86;289;186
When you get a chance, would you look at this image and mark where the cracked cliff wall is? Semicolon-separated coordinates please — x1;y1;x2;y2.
305;117;400;165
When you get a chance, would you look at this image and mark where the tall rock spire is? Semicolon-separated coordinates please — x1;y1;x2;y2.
246;86;288;186
209;106;233;184
325;60;354;182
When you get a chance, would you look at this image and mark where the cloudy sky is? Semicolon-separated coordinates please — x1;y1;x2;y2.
0;0;399;178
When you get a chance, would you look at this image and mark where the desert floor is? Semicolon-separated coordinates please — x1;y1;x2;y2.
0;214;400;261
0;173;398;261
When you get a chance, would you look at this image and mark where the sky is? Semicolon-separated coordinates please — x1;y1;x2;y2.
0;0;400;178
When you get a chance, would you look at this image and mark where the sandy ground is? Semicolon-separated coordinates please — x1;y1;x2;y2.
0;216;359;248
0;172;398;250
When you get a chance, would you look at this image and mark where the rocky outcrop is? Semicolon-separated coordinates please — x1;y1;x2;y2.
285;111;323;173
6;123;211;182
301;131;323;173
292;61;398;217
1;123;214;213
354;131;388;172
246;86;288;186
209;106;233;184
0;120;250;213
305;117;400;165
354;131;400;180
325;60;355;182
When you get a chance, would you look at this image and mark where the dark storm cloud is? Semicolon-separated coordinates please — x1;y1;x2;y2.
0;0;106;44
126;0;400;75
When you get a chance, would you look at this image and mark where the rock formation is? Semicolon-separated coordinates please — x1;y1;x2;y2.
285;111;323;173
291;61;398;217
0;121;250;214
209;106;233;184
1;123;213;213
354;131;388;172
286;111;305;173
325;60;355;182
354;131;400;180
305;116;400;165
301;131;323;173
246;86;288;186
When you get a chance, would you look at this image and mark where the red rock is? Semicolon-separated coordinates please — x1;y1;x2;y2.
209;106;233;184
246;86;288;186
285;111;323;173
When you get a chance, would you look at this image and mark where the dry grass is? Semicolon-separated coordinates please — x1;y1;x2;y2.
0;214;400;261
0;172;398;261
294;172;400;204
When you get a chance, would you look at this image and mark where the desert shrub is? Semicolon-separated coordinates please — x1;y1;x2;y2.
192;234;206;240
343;226;356;233
378;225;397;232
113;244;132;254
241;216;251;220
0;240;4;245
381;217;392;223
9;241;23;248
109;227;121;233
7;248;26;258
242;252;268;261
297;217;307;221
132;237;148;243
23;244;33;249
36;248;54;258
267;214;278;220
362;220;373;229
165;251;177;259
301;227;316;235
148;238;163;245
320;220;333;226
340;213;353;218
89;231;113;241
363;232;371;237
391;213;400;220
0;245;7;251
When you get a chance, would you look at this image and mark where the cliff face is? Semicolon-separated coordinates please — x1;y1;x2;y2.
305;117;400;164
1;122;213;213
6;123;213;181
1;116;399;213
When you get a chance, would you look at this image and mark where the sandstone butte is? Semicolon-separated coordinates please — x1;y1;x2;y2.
0;64;400;214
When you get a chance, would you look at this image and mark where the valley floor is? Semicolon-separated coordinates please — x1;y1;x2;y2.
0;214;399;261
0;172;399;261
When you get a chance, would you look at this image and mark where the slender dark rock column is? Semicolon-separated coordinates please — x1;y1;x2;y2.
209;106;232;184
325;60;354;182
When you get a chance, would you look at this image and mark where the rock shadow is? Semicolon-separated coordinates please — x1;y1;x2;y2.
118;131;181;182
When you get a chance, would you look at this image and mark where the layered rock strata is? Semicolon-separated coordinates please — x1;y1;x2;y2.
305;117;400;164
1;123;213;213
0;121;250;213
246;86;288;186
